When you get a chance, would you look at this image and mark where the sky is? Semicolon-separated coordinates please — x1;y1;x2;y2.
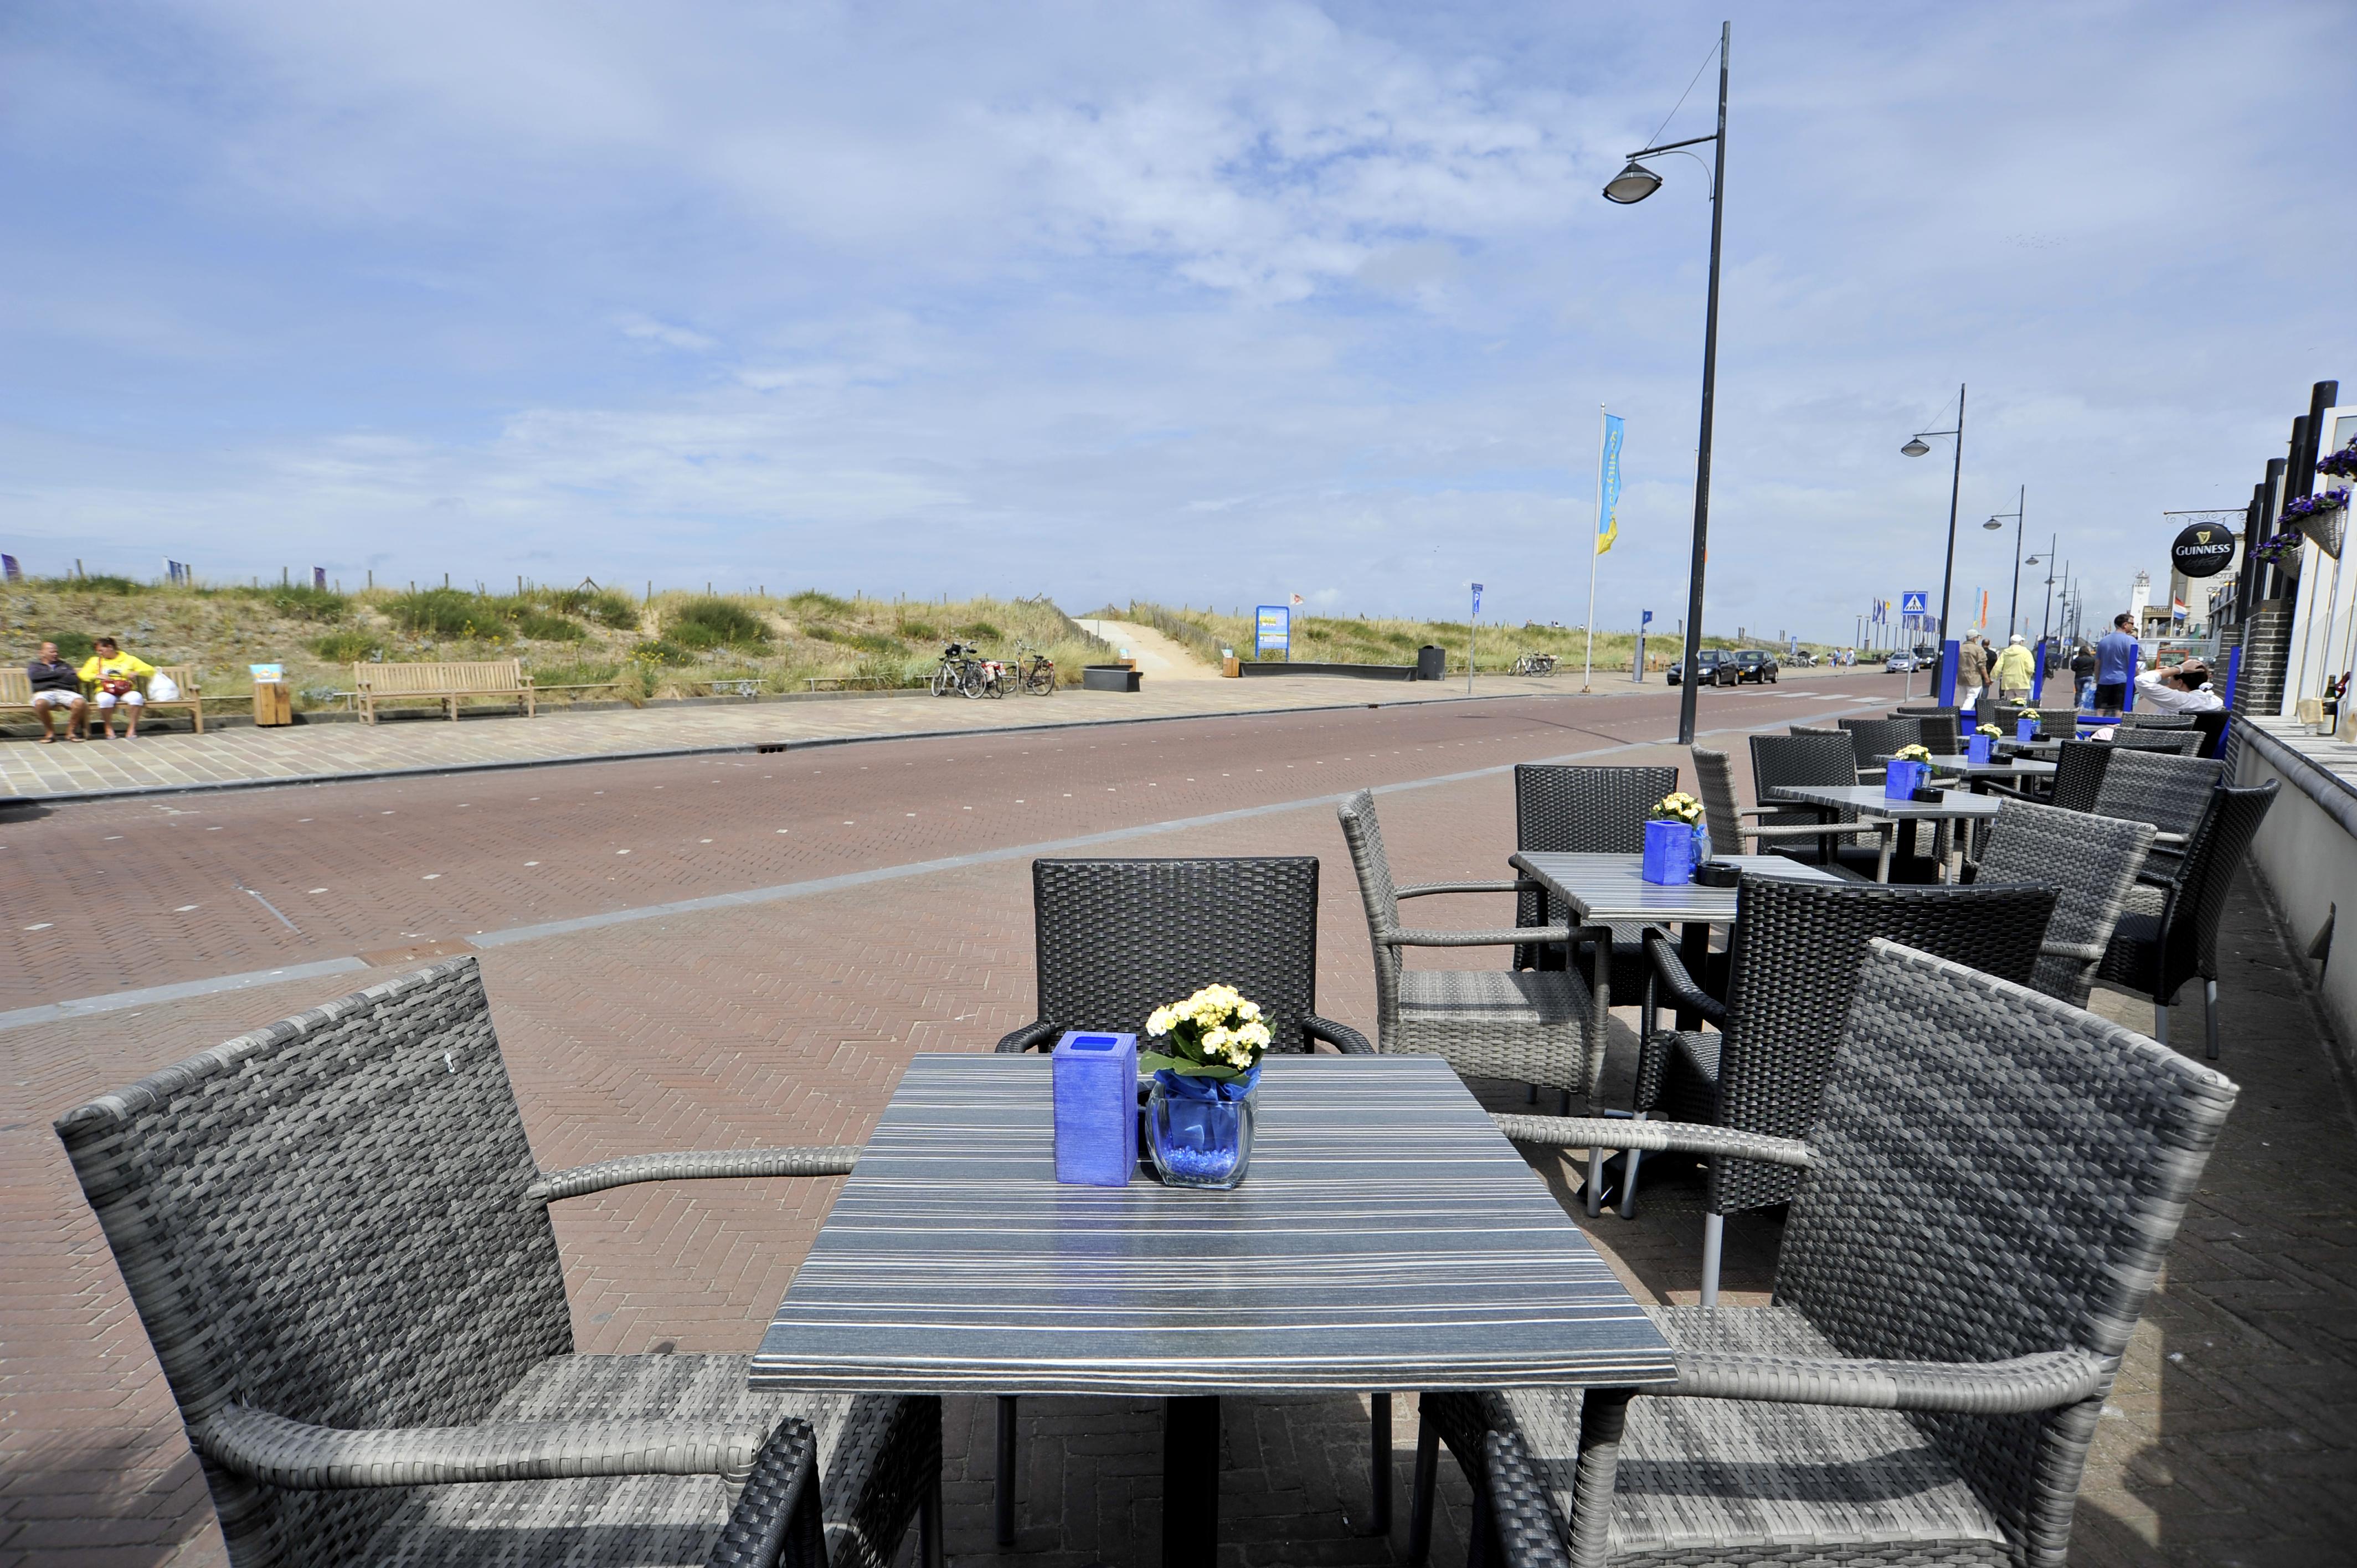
4;0;2352;642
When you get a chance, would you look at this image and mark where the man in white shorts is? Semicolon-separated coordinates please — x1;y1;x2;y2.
26;641;88;742
79;636;157;739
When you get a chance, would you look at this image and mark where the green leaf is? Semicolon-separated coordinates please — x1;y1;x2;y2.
1138;1053;1247;1081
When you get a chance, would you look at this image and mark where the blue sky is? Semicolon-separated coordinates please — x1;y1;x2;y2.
4;1;2351;639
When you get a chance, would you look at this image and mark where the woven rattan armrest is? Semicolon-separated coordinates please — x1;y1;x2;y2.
994;1020;1063;1054
2135;865;2180;890
1382;925;1570;948
1655;1347;2111;1415
526;1147;860;1204
2152;829;2190;847
1397;879;1547;899
1491;1115;1813;1169
1303;1014;1376;1055
1641;933;1727;1026
2040;938;2106;964
704;1419;823;1568
1484;1429;1576;1568
193;1400;777;1489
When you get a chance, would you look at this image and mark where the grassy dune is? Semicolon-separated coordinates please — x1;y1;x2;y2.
1125;602;1830;673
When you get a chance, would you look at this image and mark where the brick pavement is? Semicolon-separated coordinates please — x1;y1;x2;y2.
1;689;2350;1565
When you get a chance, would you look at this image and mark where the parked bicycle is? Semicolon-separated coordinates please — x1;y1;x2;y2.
1007;641;1057;695
1509;651;1558;677
931;642;982;697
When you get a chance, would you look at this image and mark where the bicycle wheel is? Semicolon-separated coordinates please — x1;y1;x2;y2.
1030;664;1057;695
930;664;955;697
961;662;989;698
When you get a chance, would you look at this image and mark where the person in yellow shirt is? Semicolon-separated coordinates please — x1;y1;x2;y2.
79;637;157;739
1991;634;2036;703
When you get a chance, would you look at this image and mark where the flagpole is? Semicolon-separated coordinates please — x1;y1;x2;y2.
1583;403;1604;691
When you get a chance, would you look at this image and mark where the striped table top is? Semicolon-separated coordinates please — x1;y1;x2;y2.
1771;783;2005;821
1511;850;1841;925
1926;754;2058;780
749;1054;1674;1396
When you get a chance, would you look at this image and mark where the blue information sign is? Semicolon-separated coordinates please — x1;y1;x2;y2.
1471;582;1483;615
1254;605;1290;658
1901;591;1929;617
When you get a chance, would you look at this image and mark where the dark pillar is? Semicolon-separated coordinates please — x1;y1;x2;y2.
1163;1396;1220;1567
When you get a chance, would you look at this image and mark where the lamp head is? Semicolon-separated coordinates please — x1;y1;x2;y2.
1602;161;1664;204
1983;519;2003;531
1901;438;1932;457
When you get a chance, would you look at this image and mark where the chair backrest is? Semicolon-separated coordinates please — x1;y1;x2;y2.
2104;728;2202;755
1749;734;1862;826
1335;790;1406;1028
1512;764;1677;854
1031;857;1324;1053
2120;711;2195;727
1690;747;1744;853
1977;797;2155;1004
1911;711;1961;754
1708;876;2055;1216
2049;739;2114;814
1835;716;1926;772
52;958;570;1567
1780;940;2238;1565
2153;780;2278;985
1993;702;2067;739
1787;724;1841;736
2091;749;2227;840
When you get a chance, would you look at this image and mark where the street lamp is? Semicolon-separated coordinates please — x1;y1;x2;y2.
1984;486;2027;638
1902;384;1968;665
1601;20;1730;747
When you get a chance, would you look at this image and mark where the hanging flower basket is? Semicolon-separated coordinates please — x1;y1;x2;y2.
2282;487;2348;560
2316;440;2357;481
2250;528;2307;577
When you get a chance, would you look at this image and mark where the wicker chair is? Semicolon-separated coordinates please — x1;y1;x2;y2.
1750;734;1925;883
2102;728;2204;755
2096;780;2278;1056
1507;762;1678;987
2119;710;2196;726
2048;738;2114;813
1690;747;1892;877
989;856;1375;1542
1834;716;1926;778
994;856;1371;1059
1421;938;2239;1568
2090;749;2227;883
1336;788;1596;1100
1990;702;2068;739
1624;876;2055;1301
52;958;938;1568
1969;797;2154;1004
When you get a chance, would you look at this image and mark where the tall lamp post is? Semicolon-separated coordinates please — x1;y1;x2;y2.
1901;385;1968;661
1982;486;2027;638
1602;20;1729;747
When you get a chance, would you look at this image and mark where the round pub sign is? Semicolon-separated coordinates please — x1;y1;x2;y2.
2170;523;2236;579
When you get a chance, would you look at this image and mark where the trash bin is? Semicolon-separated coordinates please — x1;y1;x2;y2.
1415;645;1447;682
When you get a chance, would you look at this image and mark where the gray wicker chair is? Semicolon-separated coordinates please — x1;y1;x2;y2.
1690;747;1892;877
2102;728;2204;755
1336;788;1596;1101
2096;780;2278;1056
1624;876;2055;1302
989;855;1375;1543
1508;762;1679;989
1967;797;2154;1004
2090;748;2227;883
52;957;939;1568
1421;938;2239;1568
2119;710;2196;726
1749;734;1927;883
1834;716;1926;778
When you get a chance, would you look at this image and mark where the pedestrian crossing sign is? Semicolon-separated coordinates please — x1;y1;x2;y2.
1901;591;1929;617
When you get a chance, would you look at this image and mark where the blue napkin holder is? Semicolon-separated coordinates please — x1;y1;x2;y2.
1053;1031;1138;1186
2016;717;2038;742
1966;733;1993;765
1641;818;1694;885
1885;759;1928;800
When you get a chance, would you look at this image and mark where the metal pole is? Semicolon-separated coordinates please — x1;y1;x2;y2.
2006;483;2025;638
1936;384;1965;651
1674;20;1730;749
1583;403;1604;691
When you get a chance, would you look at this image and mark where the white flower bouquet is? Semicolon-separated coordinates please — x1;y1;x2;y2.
1143;984;1273;1081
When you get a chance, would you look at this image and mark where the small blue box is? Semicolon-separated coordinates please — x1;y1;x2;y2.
1641;818;1694;885
2016;717;2039;742
1884;759;1928;800
1966;733;1993;765
1053;1030;1138;1186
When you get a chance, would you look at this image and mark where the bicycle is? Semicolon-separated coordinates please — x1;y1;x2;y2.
1008;641;1057;695
1510;651;1558;677
931;642;980;697
964;656;1009;699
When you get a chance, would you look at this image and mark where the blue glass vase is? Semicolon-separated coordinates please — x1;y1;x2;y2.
1146;1072;1257;1189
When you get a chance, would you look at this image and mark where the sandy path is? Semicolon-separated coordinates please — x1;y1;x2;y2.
1072;617;1224;680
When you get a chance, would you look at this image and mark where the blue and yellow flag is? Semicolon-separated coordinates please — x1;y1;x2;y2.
1597;414;1624;556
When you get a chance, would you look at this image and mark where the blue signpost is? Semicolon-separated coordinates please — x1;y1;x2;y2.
1254;605;1290;662
1635;608;1652;682
1468;584;1483;693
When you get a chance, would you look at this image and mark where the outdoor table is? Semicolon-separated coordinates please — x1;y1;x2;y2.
749;1053;1674;1567
1925;754;2057;794
2003;737;2062;760
1768;783;2001;881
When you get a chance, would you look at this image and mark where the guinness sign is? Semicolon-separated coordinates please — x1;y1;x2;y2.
2170;523;2236;579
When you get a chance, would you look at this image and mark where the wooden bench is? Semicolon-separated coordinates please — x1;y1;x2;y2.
0;664;210;734
352;660;534;724
803;675;898;691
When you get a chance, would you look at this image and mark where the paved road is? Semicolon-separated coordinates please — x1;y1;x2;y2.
0;678;1888;1018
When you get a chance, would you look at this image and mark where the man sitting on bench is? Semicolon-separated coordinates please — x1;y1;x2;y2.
27;642;87;742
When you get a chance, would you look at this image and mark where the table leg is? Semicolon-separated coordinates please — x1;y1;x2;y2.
1368;1391;1392;1533
1164;1395;1220;1567
995;1394;1018;1546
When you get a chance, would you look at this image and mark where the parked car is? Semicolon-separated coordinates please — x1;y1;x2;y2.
1885;651;1919;673
1668;648;1740;687
1732;649;1780;684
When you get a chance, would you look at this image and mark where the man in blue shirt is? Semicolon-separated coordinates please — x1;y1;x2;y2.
2093;613;2141;714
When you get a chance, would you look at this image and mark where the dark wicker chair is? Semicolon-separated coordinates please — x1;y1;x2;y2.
2102;728;2204;755
1427;938;2240;1568
989;855;1375;1543
1507;762;1679;994
52;958;938;1568
1991;701;2069;739
993;855;1371;1059
2119;710;2196;726
1969;797;2154;1004
2097;780;2278;1058
1834;716;1926;777
1749;734;1924;883
1690;747;1891;875
1623;876;2056;1301
2048;737;2115;813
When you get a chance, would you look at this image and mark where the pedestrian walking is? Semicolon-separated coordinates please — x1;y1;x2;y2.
1955;633;1990;716
1993;634;2035;703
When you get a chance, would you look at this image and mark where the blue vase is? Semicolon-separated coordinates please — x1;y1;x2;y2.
2016;718;2038;742
1146;1072;1256;1189
1885;759;1926;800
1966;733;1993;765
1642;818;1694;884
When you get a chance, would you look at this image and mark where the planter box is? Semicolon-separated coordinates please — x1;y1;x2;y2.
1234;661;1417;681
1083;665;1143;693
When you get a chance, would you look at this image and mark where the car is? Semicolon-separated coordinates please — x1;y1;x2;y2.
1885;652;1918;673
1667;648;1741;687
1732;649;1780;684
